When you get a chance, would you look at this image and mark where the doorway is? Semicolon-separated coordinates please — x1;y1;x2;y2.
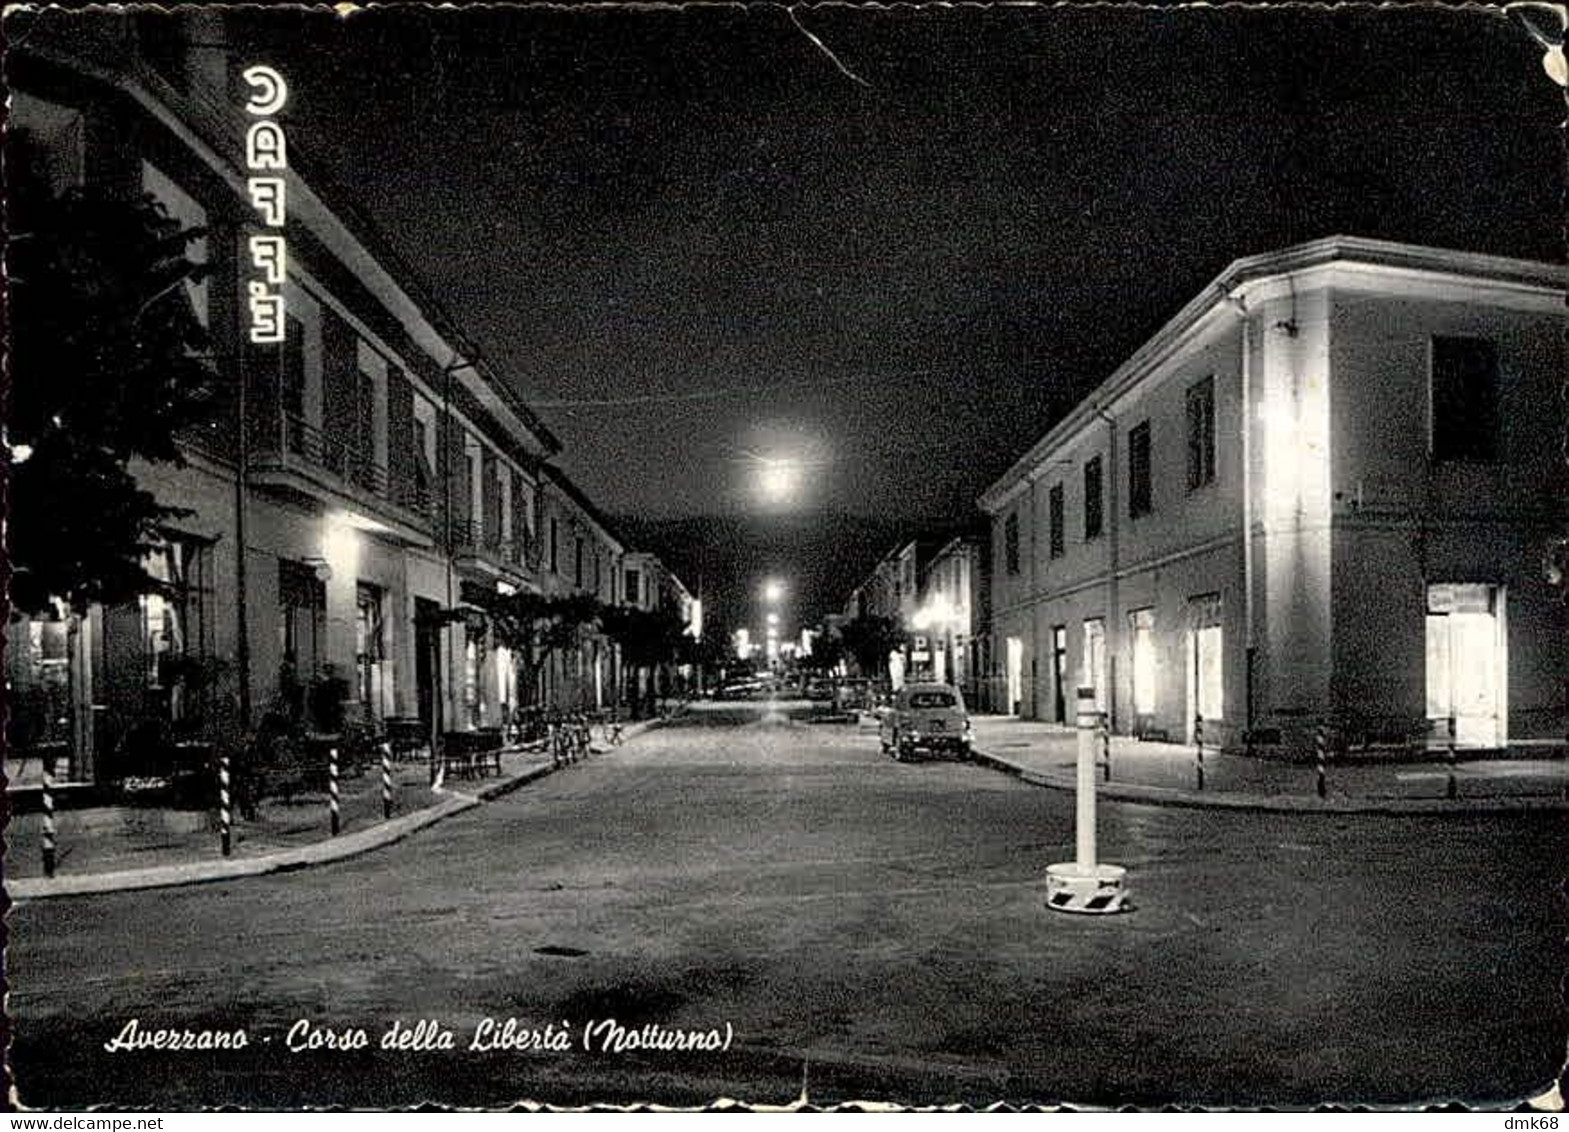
414;597;440;733
1006;636;1024;716
1185;595;1223;743
1082;618;1107;713
1426;583;1505;749
1052;625;1068;724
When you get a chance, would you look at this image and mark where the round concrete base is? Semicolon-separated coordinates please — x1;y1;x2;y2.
1045;861;1130;915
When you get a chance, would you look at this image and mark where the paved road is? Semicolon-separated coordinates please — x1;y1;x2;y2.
8;702;1565;1109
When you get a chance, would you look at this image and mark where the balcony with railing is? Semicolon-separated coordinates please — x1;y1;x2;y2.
450;518;539;581
248;412;435;545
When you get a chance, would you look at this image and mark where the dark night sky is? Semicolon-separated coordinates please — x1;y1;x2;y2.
216;5;1563;632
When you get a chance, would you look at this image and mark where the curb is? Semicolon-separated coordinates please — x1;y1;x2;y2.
7;793;480;902
7;719;669;902
968;748;1569;816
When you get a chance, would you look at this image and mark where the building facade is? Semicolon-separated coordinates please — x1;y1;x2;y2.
620;551;700;697
4;15;640;780
531;467;626;714
912;536;992;710
840;532;989;698
980;237;1567;754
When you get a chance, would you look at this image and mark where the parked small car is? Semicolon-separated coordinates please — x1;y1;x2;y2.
879;682;973;760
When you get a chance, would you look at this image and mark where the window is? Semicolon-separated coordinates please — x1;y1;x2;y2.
549;518;559;574
575;537;585;588
411;403;436;514
1129;608;1156;715
626;569;642;606
352;367;378;491
465;438;484;545
355;582;385;723
1129;421;1152;518
279;559;327;679
1004;512;1020;575
1084;456;1103;540
1186;376;1216;490
1188;594;1223;723
499;466;514;556
1081;617;1107;713
142;538;213;725
594;553;602;595
1048;483;1065;559
463;625;484;729
355;339;389;486
1431;337;1499;463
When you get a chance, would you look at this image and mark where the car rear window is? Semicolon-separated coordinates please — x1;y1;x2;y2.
909;692;957;708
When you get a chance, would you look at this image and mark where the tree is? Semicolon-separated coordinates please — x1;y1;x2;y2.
600;602;688;715
839;614;908;679
476;590;603;709
798;631;846;675
6;154;219;615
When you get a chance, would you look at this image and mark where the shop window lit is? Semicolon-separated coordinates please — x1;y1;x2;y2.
1129;608;1156;715
356;582;385;724
1188;594;1223;722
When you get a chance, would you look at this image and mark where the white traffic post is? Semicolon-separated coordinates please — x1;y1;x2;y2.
1045;687;1129;915
1076;698;1097;868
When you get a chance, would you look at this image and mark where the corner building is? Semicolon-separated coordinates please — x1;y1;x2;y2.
980;237;1566;754
4;13;634;780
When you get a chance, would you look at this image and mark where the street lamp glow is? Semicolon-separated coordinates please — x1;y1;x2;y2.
766;612;779;626
764;580;784;603
757;457;799;504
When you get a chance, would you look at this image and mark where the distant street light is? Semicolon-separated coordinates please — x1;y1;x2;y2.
764;579;784;603
757;457;799;504
766;612;780;626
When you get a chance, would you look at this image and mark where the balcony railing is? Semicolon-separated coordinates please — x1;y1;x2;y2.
251;411;433;522
450;519;533;571
278;413;387;498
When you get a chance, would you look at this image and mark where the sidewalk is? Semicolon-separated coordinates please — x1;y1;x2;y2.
965;714;1569;813
6;720;662;901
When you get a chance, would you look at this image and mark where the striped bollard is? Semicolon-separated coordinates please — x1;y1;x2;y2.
1445;715;1458;800
1098;713;1111;782
381;741;394;820
42;754;58;878
1194;714;1206;791
1315;725;1329;800
219;752;233;857
329;746;341;836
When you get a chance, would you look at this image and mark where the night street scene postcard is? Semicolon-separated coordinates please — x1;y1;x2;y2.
3;0;1567;1114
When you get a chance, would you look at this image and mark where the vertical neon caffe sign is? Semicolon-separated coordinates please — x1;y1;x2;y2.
242;65;288;343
